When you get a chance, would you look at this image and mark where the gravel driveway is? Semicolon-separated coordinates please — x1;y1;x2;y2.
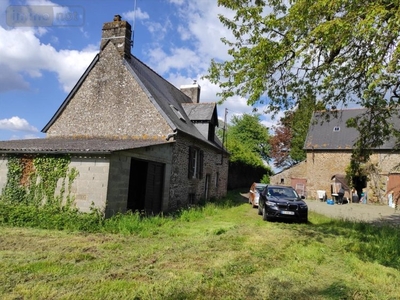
306;200;400;225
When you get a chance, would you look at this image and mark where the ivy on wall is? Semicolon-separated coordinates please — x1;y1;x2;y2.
1;154;79;208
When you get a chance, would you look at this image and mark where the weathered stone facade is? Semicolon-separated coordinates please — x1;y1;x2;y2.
271;150;400;203
305;151;352;200
46;43;171;139
169;133;228;210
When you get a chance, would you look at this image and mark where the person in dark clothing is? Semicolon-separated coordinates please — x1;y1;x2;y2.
337;187;345;205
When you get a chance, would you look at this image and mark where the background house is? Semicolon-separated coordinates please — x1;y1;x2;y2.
271;108;400;204
0;15;229;217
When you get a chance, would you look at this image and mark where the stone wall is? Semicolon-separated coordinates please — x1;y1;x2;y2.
253;150;400;203
169;133;228;210
306;151;352;200
46;42;171;139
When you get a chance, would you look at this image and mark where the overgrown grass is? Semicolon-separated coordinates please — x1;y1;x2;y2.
1;190;400;299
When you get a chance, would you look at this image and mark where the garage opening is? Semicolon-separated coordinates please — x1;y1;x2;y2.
127;158;164;215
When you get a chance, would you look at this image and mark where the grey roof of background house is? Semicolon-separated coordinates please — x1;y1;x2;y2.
304;108;400;150
0;137;171;154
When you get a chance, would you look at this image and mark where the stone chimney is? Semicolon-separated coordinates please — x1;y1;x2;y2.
100;15;132;58
180;81;201;103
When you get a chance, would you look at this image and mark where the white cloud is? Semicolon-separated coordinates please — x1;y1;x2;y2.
0;116;39;132
123;7;150;22
0;26;97;93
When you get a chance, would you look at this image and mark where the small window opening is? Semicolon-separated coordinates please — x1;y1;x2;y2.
170;105;186;122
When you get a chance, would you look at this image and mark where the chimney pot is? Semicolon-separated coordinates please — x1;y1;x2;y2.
100;15;132;58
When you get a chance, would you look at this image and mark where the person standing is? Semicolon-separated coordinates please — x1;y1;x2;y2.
338;186;345;205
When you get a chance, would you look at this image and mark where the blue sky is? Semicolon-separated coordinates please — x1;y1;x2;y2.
0;0;278;141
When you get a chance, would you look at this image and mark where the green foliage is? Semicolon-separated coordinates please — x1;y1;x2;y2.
1;154;79;210
223;114;272;173
229;114;271;161
1;194;400;299
260;174;270;184
1;157;26;203
207;0;400;163
0;202;104;232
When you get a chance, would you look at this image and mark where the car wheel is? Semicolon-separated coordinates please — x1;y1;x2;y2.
262;207;268;221
258;205;262;215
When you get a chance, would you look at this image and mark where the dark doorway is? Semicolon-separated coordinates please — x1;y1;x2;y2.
352;175;367;199
127;159;164;214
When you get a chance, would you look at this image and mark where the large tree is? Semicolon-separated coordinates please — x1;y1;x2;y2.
218;113;271;167
206;0;400;162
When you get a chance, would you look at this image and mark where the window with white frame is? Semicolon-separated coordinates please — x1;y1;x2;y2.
188;146;203;179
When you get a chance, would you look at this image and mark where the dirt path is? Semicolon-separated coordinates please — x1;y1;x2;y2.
306;200;400;225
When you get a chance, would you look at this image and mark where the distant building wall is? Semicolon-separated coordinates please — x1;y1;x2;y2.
306;151;352;200
270;160;307;186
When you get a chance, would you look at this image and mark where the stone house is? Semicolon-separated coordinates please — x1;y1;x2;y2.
0;15;229;217
271;108;400;204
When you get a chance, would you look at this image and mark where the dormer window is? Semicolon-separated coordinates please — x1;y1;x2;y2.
333;126;340;132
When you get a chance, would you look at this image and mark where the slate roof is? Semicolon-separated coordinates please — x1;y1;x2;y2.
182;103;218;124
304;108;400;150
123;56;216;145
40;50;222;151
0;137;171;154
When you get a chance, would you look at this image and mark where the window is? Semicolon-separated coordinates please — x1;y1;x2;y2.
170;105;186;122
188;146;203;179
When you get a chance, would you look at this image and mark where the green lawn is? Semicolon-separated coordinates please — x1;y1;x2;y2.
1;192;400;299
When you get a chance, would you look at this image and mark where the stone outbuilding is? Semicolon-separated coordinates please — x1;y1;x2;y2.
0;15;229;217
271;108;400;205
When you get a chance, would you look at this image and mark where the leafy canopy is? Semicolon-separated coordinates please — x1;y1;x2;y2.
219;113;271;169
206;0;400;150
